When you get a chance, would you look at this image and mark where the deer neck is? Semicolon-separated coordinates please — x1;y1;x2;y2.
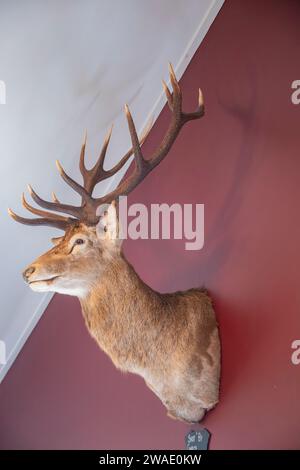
79;253;161;371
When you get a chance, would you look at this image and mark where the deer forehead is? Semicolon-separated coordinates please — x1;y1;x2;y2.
63;224;97;242
42;225;98;257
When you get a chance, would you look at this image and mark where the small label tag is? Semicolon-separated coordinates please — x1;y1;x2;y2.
185;428;210;450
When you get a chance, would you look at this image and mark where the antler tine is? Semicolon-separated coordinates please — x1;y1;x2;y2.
8;208;70;230
22;193;71;222
95;124;114;173
102;117;153;179
55;160;91;202
79;118;152;199
162;79;173;110
168;63;182;117
84;125;114;195
78;126;113;196
79;130;88;178
27;184;82;219
51;192;60;203
124;104;146;173
182;87;205;122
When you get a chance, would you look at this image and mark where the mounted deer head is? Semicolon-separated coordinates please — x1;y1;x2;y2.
8;65;220;423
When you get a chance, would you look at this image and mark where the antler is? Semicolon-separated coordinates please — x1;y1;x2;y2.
79;118;152;198
8;64;204;230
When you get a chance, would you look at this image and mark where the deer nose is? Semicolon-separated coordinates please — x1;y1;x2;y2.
23;266;35;282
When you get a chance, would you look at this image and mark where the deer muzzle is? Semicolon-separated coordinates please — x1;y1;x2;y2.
22;263;60;287
23;266;35;282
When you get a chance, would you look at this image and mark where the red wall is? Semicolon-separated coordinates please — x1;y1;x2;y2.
1;0;300;449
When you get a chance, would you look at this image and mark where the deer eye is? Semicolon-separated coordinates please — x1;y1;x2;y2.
74;238;85;245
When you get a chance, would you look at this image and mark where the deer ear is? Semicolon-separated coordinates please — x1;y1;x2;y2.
51;236;64;246
96;200;120;245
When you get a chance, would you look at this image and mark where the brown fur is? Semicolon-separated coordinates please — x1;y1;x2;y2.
22;212;221;423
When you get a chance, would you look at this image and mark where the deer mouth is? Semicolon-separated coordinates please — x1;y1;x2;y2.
29;275;60;285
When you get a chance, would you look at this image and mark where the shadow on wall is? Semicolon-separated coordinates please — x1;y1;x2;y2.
185;70;260;411
205;68;258;280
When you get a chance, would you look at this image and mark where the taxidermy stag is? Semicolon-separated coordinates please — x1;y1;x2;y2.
9;65;220;423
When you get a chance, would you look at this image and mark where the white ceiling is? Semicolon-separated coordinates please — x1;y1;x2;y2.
0;0;224;381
